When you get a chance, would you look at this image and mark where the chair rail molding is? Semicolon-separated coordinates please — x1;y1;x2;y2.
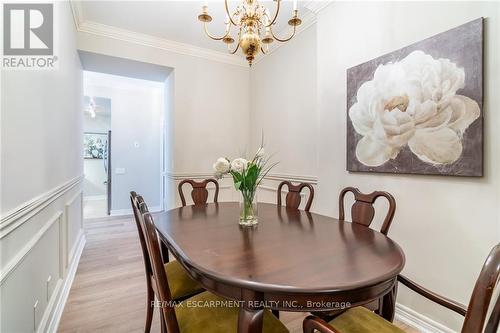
0;175;84;238
167;171;318;184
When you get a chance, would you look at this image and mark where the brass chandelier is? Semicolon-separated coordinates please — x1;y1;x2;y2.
198;0;302;66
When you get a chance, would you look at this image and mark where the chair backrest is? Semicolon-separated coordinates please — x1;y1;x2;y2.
339;187;396;235
140;211;181;333
130;192;152;277
178;178;219;207
277;181;315;211
462;244;500;333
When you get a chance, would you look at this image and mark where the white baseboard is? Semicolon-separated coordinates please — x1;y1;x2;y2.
395;303;457;333
110;205;162;217
83;195;106;201
43;232;86;333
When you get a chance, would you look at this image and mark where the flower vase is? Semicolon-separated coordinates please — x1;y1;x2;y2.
239;190;258;226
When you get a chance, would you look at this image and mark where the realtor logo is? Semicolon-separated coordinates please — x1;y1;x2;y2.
2;3;57;69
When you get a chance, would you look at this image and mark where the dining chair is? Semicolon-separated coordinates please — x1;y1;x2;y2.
339;187;396;235
178;178;219;207
138;209;290;333
303;244;500;333
277;181;315;211
311;187;396;321
130;192;204;333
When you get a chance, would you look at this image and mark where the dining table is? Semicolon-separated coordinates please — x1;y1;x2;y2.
154;202;405;333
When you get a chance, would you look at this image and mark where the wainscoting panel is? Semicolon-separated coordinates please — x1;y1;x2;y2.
66;191;83;268
0;177;85;332
1;213;62;332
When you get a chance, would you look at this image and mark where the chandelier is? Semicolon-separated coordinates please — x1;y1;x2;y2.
198;0;302;66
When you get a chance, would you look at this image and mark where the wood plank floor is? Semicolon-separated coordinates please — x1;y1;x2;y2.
59;215;419;333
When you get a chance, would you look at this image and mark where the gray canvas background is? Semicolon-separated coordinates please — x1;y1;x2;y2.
346;18;483;176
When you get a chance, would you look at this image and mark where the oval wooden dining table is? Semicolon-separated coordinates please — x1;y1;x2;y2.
154;202;405;333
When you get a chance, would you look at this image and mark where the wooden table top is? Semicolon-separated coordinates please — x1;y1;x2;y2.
154;202;405;295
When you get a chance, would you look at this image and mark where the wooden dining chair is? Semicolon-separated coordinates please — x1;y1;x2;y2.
130;192;204;333
303;244;500;333
339;187;396;235
178;178;219;207
277;181;315;211
138;210;290;333
311;187;396;321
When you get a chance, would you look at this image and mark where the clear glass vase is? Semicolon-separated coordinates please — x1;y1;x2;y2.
239;190;258;226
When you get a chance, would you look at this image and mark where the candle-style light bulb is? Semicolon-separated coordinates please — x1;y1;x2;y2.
293;0;297;11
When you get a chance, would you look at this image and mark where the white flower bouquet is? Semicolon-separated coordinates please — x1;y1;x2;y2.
213;143;276;226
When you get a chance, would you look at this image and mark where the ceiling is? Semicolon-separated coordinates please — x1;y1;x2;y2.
78;1;315;54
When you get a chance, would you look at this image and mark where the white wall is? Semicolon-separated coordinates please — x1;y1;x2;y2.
0;2;85;332
251;2;500;331
84;72;163;212
77;30;250;206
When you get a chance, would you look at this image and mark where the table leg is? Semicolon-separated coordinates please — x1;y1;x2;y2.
380;281;398;322
238;307;264;333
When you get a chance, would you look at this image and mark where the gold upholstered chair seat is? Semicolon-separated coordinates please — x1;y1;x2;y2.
163;260;203;300
324;307;404;333
175;291;289;333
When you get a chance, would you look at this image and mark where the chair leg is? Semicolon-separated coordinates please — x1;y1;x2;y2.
160;309;167;333
145;286;154;333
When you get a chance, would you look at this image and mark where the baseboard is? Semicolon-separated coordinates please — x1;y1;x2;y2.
395;303;457;333
83;195;106;201
110;205;162;217
42;232;86;333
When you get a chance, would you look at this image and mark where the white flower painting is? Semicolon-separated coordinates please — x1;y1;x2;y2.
346;18;483;176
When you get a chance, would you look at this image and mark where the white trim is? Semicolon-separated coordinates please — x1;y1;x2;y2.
0;212;63;284
303;1;334;14
264;173;318;184
110;205;162;217
168;172;318;184
83;195;106;201
75;19;248;67
45;232;86;333
0;175;84;238
395;303;457;333
69;0;85;30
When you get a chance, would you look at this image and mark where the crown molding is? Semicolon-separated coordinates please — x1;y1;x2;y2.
303;1;334;14
69;0;85;30
69;1;330;68
77;20;249;67
70;1;248;67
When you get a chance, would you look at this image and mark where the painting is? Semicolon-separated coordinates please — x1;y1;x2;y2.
346;18;483;176
84;132;108;159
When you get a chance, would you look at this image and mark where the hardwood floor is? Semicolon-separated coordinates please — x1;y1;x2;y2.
59;215;419;333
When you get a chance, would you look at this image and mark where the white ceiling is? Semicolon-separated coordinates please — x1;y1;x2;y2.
79;1;314;54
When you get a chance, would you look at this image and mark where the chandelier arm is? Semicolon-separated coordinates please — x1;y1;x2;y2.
228;28;242;54
203;22;231;41
260;46;267;55
228;41;241;54
224;0;238;26
270;24;296;42
265;0;281;28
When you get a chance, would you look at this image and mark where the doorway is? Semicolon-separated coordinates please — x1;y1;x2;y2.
82;70;166;219
83;96;111;218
